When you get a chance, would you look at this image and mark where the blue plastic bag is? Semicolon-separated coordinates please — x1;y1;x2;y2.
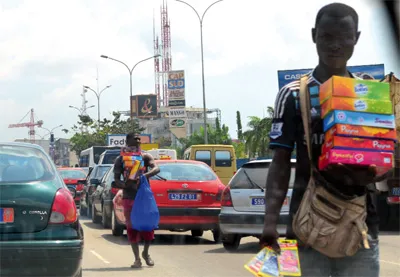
130;175;160;231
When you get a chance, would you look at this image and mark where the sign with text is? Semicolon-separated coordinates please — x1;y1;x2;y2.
277;64;385;90
136;94;158;117
169;118;187;128
168;108;187;118
167;70;185;107
107;134;152;146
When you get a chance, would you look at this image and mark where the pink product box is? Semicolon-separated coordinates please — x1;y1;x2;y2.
319;149;394;175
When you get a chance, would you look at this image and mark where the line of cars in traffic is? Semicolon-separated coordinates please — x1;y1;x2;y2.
74;150;295;251
0;141;293;277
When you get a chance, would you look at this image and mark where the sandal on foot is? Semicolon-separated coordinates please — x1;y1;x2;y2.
142;252;155;266
131;259;142;268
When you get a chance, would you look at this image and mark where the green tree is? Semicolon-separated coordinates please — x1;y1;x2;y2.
236;111;243;141
64;112;144;156
233;141;247;158
178;121;232;153
243;106;274;158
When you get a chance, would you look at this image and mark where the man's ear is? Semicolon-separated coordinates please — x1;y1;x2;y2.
355;31;361;44
312;28;316;43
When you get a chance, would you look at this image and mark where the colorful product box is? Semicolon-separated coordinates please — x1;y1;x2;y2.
323;110;396;132
321;97;393;118
319;76;391;104
322;136;395;153
325;124;398;141
319;149;394;175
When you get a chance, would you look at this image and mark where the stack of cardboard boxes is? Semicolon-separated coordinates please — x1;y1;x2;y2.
318;76;396;175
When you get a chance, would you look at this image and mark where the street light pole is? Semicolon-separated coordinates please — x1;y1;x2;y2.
83;85;111;123
100;54;161;121
69;105;95;133
175;0;224;144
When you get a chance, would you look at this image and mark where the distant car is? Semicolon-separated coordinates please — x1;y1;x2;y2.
95;160;225;241
58;167;87;209
80;164;112;217
218;159;296;251
0;142;83;277
79;167;90;175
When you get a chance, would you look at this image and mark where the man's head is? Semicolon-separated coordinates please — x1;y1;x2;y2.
312;3;361;69
126;132;141;147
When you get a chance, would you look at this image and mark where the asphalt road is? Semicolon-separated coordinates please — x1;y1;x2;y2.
80;217;400;277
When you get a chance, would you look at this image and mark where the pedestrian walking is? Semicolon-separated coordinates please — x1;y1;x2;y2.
260;3;394;276
112;132;160;268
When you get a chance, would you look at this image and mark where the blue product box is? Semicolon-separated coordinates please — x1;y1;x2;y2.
323;110;396;132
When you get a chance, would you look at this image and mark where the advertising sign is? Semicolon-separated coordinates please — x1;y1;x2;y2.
168;108;187;118
169;118;187;128
136;94;158;117
107;134;152;146
167;70;185;107
277;64;385;90
130;96;137;117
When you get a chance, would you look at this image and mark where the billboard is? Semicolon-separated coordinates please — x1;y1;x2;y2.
107;134;152;146
167;70;185;107
136;94;158;118
277;64;385;90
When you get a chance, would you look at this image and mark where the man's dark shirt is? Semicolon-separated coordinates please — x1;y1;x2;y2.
269;70;379;239
113;155;148;200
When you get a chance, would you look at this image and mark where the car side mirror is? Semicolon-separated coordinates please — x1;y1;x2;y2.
90;178;101;185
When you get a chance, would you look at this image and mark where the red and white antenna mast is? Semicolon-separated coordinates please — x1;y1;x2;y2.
161;0;172;107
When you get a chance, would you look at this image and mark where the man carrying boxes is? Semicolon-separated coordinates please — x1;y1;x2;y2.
260;3;396;277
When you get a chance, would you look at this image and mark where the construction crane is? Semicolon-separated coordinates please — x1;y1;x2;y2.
8;109;43;144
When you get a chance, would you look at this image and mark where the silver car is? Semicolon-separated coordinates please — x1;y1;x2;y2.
218;159;296;251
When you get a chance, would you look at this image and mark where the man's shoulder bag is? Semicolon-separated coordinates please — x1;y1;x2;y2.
291;75;370;258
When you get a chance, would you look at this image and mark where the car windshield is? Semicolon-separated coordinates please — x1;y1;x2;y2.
58;169;87;179
151;162;217;181
95;166;112;179
230;162;296;189
0;144;55;183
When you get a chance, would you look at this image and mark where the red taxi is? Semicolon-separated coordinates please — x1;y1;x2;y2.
58;167;87;208
112;160;225;241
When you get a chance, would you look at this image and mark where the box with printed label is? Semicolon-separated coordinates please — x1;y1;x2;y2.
319;76;391;104
318;149;394;175
325;124;398;141
322;136;395;153
320;97;393;118
323;110;396;132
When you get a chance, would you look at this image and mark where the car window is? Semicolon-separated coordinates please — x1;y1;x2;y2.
102;153;119;165
95;166;112;179
229;162;296;189
58;170;87;179
151;162;217;181
215;150;232;167
195;150;211;166
0;145;55;183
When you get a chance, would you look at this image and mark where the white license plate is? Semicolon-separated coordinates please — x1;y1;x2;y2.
168;193;198;201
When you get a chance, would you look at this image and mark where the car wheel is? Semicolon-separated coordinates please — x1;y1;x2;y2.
222;234;241;252
212;229;222;243
102;206;111;229
111;210;124;236
91;204;101;224
191;230;204;237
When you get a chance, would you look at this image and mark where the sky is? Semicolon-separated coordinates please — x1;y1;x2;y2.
0;0;399;142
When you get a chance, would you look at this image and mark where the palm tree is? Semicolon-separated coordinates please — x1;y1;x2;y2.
243;107;274;158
